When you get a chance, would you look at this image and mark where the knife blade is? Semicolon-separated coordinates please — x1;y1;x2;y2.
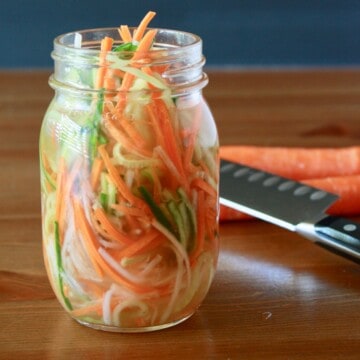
219;159;360;262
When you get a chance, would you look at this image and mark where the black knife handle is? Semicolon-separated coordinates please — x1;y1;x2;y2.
314;216;360;263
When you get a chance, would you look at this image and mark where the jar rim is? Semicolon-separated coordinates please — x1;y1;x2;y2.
54;27;202;55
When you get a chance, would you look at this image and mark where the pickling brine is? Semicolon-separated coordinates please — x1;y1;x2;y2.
40;12;219;332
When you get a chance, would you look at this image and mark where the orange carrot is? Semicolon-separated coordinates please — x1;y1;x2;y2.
191;177;217;199
73;200;104;277
154;98;185;177
111;203;150;218
117;28;158;96
74;199;158;294
98;144;147;209
133;11;156;42
96;36;114;89
90;157;104;190
103;116;151;158
220;145;360;180
113;231;162;259
304;175;360;216
92;207;133;245
146;102;166;149
118;25;132;43
120;116;148;149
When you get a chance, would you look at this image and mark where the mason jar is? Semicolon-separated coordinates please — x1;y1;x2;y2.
39;26;219;332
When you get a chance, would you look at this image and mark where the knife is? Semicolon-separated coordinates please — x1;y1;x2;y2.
219;159;360;263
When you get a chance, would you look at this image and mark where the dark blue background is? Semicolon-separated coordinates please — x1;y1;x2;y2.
1;0;360;68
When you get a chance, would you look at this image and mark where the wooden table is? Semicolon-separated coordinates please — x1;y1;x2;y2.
1;69;360;359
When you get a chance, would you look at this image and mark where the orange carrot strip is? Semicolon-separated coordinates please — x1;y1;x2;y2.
96;36;114;89
73;200;104;277
133;11;156;42
191;177;217;199
145;102;166;149
104;117;152;158
118;25;132;43
220;145;360;180
93;207;133;245
120;116;148;149
91;157;104;190
115;28;158;113
114;231;161;259
98;145;147;209
74;199;157;294
154;98;185;177
111;203;150;218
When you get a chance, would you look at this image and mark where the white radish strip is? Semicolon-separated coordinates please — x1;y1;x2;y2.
139;254;163;276
124;169;135;189
111;299;149;327
99;238;124;250
98;247;149;285
151;220;191;288
102;288;114;325
74;32;82;48
160;244;184;323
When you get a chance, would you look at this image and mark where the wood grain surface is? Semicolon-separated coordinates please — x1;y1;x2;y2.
0;69;359;359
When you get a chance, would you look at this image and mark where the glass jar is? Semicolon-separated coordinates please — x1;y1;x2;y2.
40;27;219;332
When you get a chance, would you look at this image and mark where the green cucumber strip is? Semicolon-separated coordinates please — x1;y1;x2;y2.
177;188;197;236
54;221;73;310
100;193;108;210
138;186;175;235
113;42;138;52
178;201;191;251
168;201;187;248
88;90;105;161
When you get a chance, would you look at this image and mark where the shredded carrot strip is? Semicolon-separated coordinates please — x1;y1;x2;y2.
154;98;185;177
191;177;217;199
114;231;161;259
111;203;150;217
98;145;146;209
133;11;157;42
73;200;104;277
104;116;152;158
120;116;148;149
118;28;158;94
74;199;158;294
96;36;114;89
118;25;132;43
93;207;133;245
145;102;166;149
91;157;104;190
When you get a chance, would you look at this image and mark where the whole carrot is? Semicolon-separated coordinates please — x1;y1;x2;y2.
304;175;360;216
